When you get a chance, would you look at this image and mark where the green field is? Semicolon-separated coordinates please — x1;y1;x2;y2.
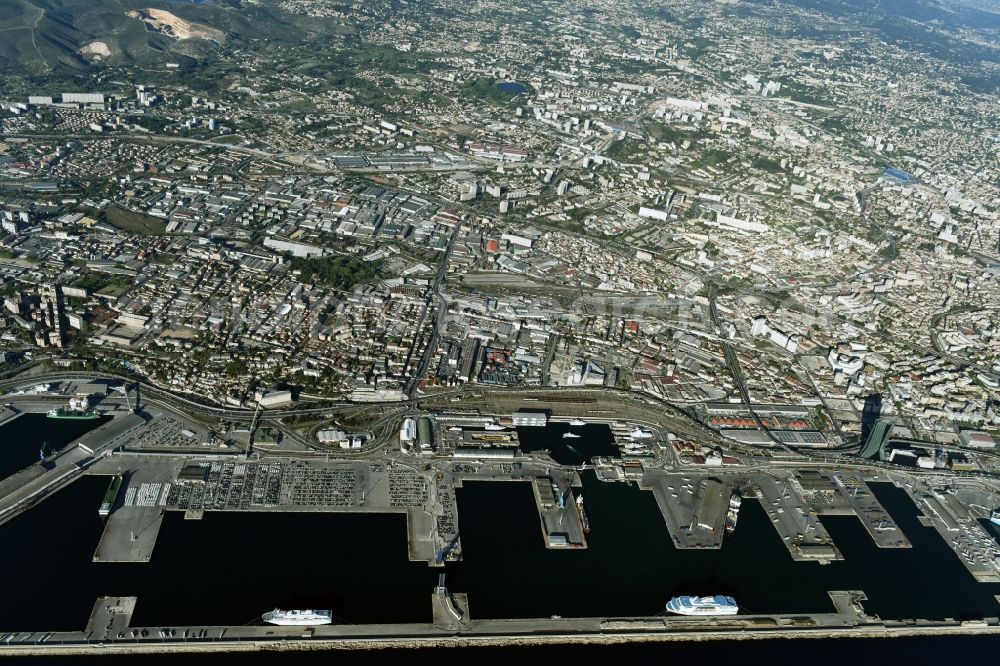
94;276;134;298
104;206;168;235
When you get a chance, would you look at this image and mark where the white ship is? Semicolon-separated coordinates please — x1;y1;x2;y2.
569;418;586;426
991;510;1000;526
666;596;738;616
725;491;742;533
562;432;582;439
447;426;463;433
262;609;333;626
484;423;505;431
630;427;655;439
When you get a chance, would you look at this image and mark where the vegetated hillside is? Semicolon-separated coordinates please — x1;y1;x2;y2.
0;0;346;73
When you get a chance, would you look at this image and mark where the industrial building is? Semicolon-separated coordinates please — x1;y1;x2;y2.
453;447;517;460
258;390;294;407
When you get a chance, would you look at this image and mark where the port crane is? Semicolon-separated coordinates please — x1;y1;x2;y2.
112;383;134;413
560;484;575;511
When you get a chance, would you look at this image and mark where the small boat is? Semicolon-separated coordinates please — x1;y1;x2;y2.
569;418;586;426
484;423;505;431
447;426;463;432
562;432;582;439
990;510;1000;526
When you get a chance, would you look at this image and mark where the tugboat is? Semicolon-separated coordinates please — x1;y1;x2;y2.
576;494;591;534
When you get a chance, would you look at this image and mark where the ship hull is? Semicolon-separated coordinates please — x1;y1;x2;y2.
576;500;591;534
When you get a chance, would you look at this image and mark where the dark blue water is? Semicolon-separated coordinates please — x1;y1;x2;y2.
0;475;435;631
2;456;999;632
497;81;527;95
0;413;110;482
515;424;620;464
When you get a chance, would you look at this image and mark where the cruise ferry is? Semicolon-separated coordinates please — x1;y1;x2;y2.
725;490;742;534
47;396;99;420
666;596;738;616
562;432;581;439
262;609;333;626
569;418;586;426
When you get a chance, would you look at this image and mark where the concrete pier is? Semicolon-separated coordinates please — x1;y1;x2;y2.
0;406;19;427
531;476;587;549
907;480;1000;582
640;470;729;549
93;506;164;563
85;597;136;639
829;472;910;548
406;508;439;565
431;586;469;629
753;474;842;563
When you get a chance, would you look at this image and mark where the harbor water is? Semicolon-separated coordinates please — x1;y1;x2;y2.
515;423;620;465
0;412;110;482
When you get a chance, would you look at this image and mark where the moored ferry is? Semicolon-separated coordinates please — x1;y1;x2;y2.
666;596;738;616
262;609;333;626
